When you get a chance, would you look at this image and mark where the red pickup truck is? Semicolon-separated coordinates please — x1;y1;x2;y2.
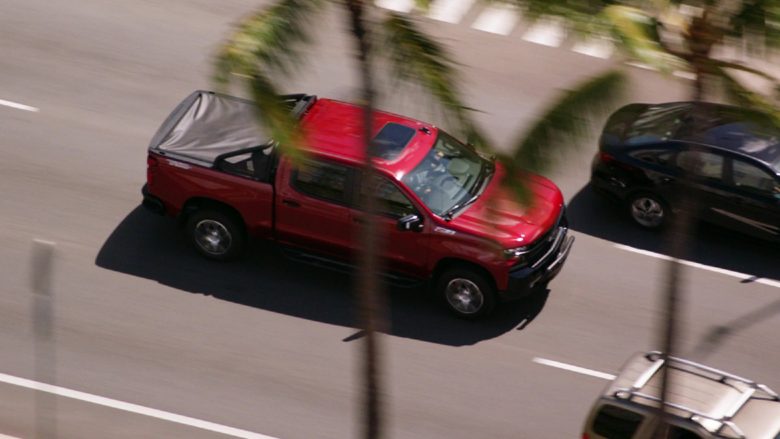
142;91;573;318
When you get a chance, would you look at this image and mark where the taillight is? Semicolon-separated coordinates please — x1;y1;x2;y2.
582;434;590;439
147;156;159;186
598;151;616;164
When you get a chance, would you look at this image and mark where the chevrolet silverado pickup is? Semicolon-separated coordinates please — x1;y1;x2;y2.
142;91;574;318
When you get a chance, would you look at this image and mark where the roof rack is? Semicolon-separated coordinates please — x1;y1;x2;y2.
612;351;779;438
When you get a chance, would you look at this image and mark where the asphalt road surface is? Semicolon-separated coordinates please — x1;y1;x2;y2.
1;1;779;438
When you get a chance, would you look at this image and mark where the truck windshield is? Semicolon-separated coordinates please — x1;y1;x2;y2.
402;131;491;216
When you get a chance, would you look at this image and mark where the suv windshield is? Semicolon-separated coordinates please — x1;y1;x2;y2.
402;131;492;216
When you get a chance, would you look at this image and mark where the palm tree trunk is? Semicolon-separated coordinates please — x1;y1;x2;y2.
656;59;708;438
344;1;386;438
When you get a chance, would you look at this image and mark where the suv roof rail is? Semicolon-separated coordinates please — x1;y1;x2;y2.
612;351;779;437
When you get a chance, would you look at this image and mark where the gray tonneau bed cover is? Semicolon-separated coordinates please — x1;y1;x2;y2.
148;91;315;166
149;91;269;166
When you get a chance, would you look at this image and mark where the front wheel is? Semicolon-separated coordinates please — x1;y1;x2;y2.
186;210;245;261
437;268;496;319
627;193;668;229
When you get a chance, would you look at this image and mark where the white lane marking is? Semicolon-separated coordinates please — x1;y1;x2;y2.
0;98;39;112
571;38;613;59
521;19;566;47
375;0;414;13
532;358;616;380
427;0;474;23
625;61;657;71
471;4;518;36
673;70;697;80
0;434;22;439
614;244;780;289
0;372;278;439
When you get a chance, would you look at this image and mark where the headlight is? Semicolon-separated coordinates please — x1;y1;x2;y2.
503;246;530;259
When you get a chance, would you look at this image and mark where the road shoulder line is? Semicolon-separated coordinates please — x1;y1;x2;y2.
613;244;780;289
0;372;278;439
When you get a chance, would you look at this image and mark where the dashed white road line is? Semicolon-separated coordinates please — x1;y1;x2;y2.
532;358;616;380
0;98;39;112
471;4;518;36
427;0;475;23
521;19;566;47
0;372;278;439
673;70;697;80
614;244;780;289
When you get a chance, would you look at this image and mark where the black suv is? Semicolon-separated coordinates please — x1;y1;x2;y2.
590;102;780;242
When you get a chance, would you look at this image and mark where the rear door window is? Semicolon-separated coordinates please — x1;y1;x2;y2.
592;404;644;439
676;150;725;182
292;160;350;204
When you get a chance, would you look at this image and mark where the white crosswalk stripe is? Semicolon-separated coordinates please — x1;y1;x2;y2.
427;0;475;23
375;0;415;13
471;4;518;36
521;19;566;47
571;38;613;59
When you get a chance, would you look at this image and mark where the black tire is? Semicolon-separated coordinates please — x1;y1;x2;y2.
437;268;496;319
186;209;245;261
627;192;669;230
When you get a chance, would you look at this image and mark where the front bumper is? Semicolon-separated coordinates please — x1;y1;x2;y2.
501;226;575;300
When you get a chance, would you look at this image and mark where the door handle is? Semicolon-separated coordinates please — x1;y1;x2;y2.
282;199;301;208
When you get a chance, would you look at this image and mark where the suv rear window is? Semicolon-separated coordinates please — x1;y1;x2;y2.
592;404;644;439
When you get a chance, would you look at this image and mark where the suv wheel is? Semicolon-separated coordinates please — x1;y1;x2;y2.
437;268;496;319
187;210;244;261
628;193;668;229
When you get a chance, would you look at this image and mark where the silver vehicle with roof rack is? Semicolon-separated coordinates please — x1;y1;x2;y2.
582;351;780;439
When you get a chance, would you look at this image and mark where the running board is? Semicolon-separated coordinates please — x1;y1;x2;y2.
279;247;425;288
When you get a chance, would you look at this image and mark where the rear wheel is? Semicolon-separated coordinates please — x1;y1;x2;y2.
186;210;244;261
628;193;668;229
437;268;496;319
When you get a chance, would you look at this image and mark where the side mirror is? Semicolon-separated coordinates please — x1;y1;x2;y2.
397;214;423;232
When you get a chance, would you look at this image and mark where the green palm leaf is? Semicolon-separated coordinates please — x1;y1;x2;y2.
380;13;479;140
502;69;627;205
214;0;323;158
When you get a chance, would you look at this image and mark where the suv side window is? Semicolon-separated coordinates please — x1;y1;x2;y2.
592;404;644;439
676;150;724;181
731;159;778;196
292;160;350;204
362;175;417;218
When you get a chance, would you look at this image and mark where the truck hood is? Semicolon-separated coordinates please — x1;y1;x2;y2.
448;164;564;248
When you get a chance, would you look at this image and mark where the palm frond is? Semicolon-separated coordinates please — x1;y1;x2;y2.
214;0;323;85
603;5;686;73
502;69;627;205
717;67;780;125
380;13;479;140
728;0;780;49
249;74;309;162
709;59;779;83
509;0;614;38
214;0;323;158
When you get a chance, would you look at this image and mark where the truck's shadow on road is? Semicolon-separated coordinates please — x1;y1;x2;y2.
566;184;780;282
96;206;549;346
